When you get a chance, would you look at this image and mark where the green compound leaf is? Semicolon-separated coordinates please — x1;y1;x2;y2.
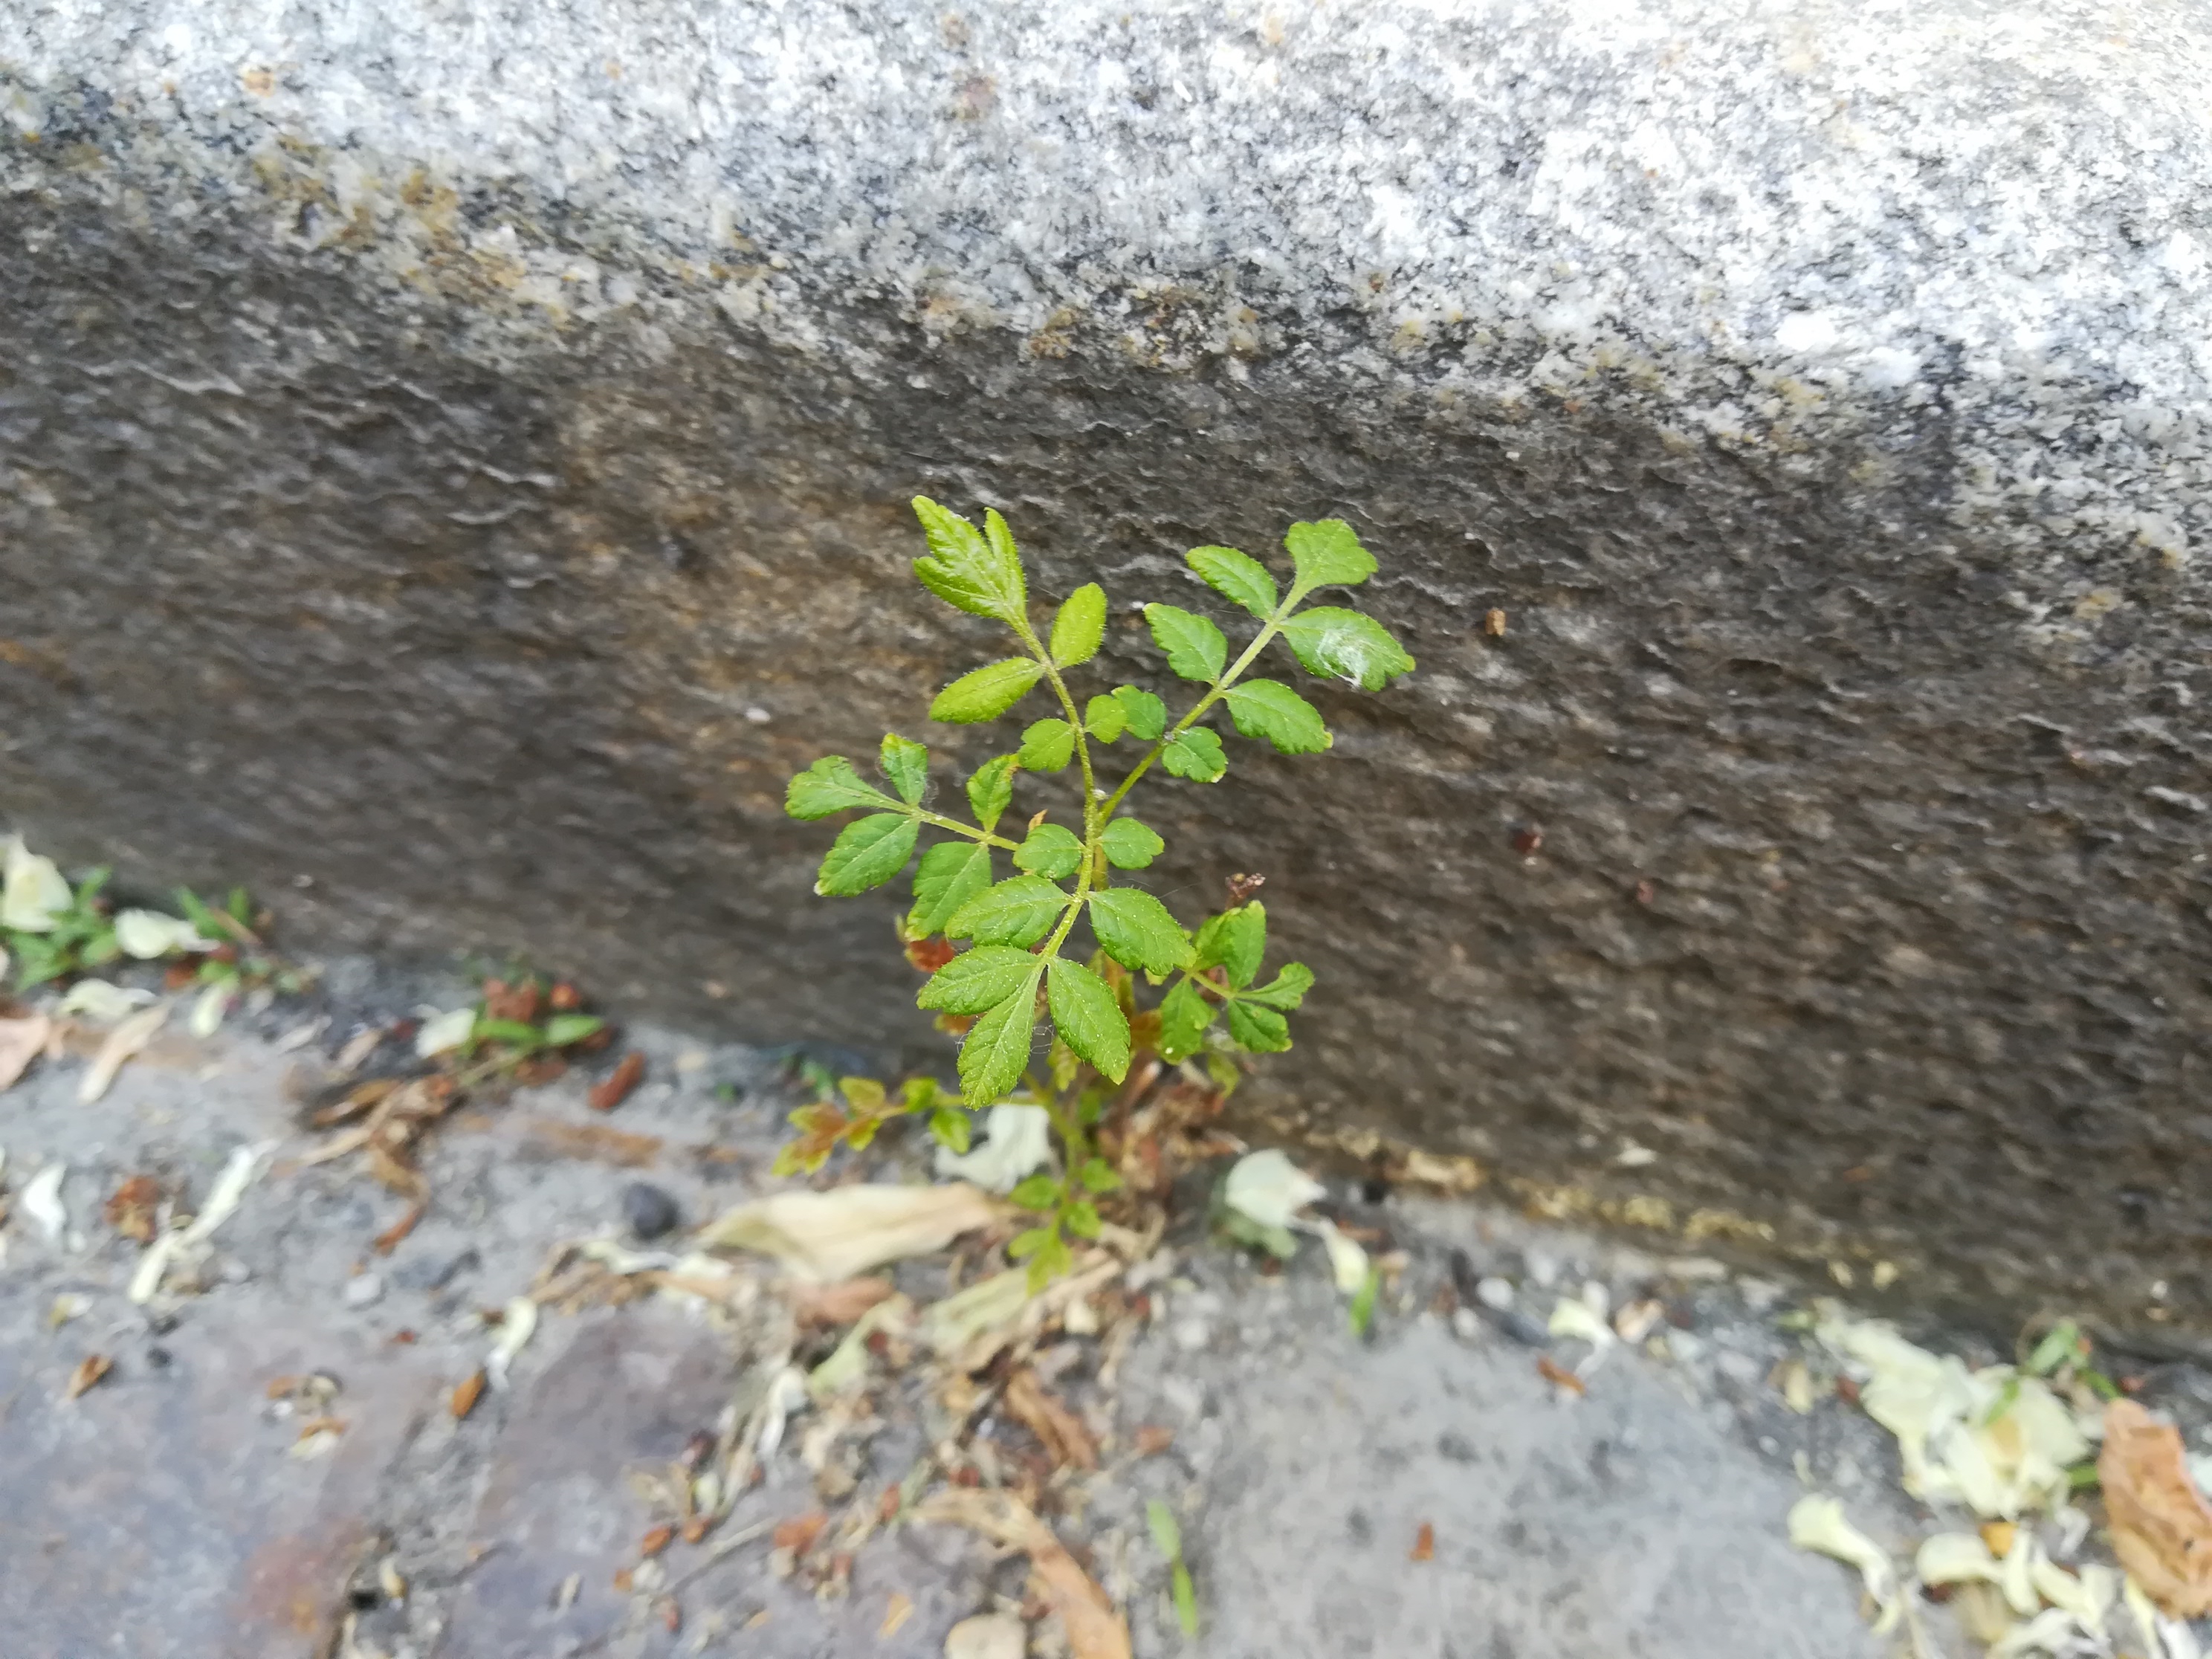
1086;888;1193;975
1084;694;1127;743
912;497;1028;624
917;945;1044;1014
1284;517;1377;591
1078;1157;1124;1194
1160;726;1228;782
1013;822;1084;880
931;657;1045;723
1010;1173;1061;1212
1240;960;1314;1011
945;875;1069;946
786;755;899;821
909;840;994;937
816;814;919;896
1111;685;1168;742
879;733;929;803
1065;1200;1102;1239
1157;977;1217;1062
1278;608;1415;692
957;968;1044;1106
1018;718;1076;773
1223;679;1332;755
1187;544;1278;618
929;1106;972;1154
1050;583;1107;667
965;754;1018;833
1047;955;1131;1083
1143;604;1228;684
1226;1000;1291;1052
1194;902;1267;988
1099;817;1164;870
1009;1224;1052;1259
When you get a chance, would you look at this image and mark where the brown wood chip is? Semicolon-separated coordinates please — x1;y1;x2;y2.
589;1051;647;1112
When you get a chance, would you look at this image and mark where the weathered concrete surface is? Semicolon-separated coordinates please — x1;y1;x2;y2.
5;1;2212;1325
0;1000;1911;1659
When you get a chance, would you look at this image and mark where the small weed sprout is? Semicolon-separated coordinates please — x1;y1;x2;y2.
783;501;1413;1284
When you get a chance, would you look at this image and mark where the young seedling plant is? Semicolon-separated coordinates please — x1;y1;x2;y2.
785;500;1413;1285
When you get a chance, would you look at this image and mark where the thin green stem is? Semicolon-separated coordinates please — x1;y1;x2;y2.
916;809;1018;851
1099;595;1302;821
1015;620;1100;847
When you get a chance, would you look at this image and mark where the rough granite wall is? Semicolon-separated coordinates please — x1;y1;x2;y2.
5;0;2212;1328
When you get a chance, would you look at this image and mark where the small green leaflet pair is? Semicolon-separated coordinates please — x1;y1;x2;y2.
785;500;1414;1113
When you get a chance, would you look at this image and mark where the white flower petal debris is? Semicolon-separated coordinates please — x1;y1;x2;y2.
485;1296;540;1391
1788;1495;1901;1633
1;835;71;933
113;909;217;960
934;1103;1052;1193
413;1006;478;1059
1220;1149;1324;1232
57;979;158;1023
22;1162;69;1244
78;1002;169;1104
1315;1220;1371;1296
1816;1308;2086;1519
128;1140;276;1303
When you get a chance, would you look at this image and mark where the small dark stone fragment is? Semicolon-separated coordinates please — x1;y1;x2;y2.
624;1181;682;1239
393;1246;479;1291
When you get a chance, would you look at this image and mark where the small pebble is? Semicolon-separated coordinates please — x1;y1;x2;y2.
623;1181;682;1240
1523;1249;1561;1290
1450;1307;1483;1342
1493;1308;1551;1347
1474;1276;1516;1311
345;1272;386;1308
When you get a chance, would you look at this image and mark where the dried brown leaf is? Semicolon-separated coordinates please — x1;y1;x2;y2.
312;1076;400;1128
450;1370;487;1420
640;1524;673;1558
791;1276;899;1328
1005;1368;1099;1472
589;1051;647;1112
1133;1425;1175;1458
1411;1521;1435;1562
774;1510;829;1555
333;1025;385;1075
482;978;543;1024
700;1183;1000;1282
0;1012;52;1091
2101;1397;2212;1616
64;1354;113;1400
916;1489;1131;1659
103;1174;163;1244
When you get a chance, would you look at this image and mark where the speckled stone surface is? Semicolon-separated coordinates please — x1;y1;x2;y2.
5;1;2212;1326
